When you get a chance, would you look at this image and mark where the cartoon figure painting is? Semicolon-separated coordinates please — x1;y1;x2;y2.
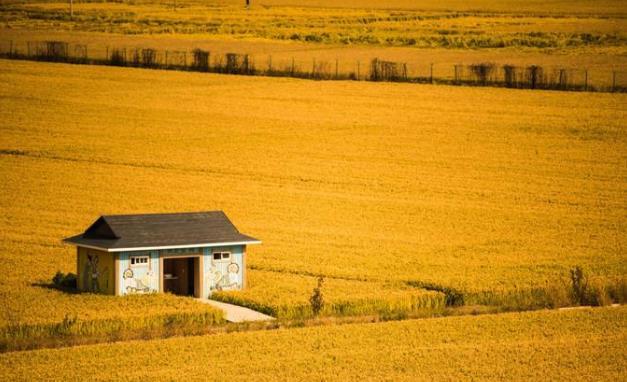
211;262;241;291
83;253;108;293
122;254;157;294
123;268;152;294
227;262;240;287
123;258;156;295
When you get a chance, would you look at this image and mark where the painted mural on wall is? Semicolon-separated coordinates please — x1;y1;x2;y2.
82;253;109;293
202;246;244;297
122;268;149;294
123;255;158;294
210;262;241;291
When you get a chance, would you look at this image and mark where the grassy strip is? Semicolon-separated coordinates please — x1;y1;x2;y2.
0;310;225;353
214;266;626;320
211;290;447;320
0;301;505;353
1;306;624;380
466;276;627;310
413;275;627;311
2;273;623;353
210;269;448;320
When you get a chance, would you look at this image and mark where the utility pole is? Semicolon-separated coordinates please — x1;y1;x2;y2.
69;0;73;19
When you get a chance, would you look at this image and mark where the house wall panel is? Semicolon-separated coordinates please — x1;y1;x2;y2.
85;244;247;298
204;245;244;297
118;250;160;295
77;247;115;294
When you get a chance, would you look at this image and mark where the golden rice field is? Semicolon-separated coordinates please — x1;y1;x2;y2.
0;59;625;328
3;0;625;48
212;270;445;319
2;0;626;87
253;0;627;13
1;306;625;380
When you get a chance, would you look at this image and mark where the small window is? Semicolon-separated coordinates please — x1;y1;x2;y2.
130;256;149;266
212;252;231;261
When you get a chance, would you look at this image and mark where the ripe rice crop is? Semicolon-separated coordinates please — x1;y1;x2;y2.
2;0;624;49
212;270;446;319
0;307;225;352
0;1;624;375
0;306;624;380
2;0;625;89
0;59;624;329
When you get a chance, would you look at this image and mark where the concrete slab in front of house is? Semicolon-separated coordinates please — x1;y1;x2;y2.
198;298;275;323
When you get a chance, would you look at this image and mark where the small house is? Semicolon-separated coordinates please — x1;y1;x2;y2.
63;211;260;297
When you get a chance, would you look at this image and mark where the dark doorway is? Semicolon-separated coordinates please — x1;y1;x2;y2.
163;257;198;296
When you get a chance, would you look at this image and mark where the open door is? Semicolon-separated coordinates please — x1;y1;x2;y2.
163;257;199;297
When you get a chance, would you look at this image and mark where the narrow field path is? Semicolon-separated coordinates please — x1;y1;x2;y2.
198;299;275;323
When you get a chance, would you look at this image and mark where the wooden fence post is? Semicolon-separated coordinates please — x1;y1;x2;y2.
430;63;433;84
268;55;272;73
165;50;168;67
335;58;339;79
312;58;316;78
612;71;616;92
291;57;294;76
357;60;360;80
584;69;588;91
559;69;565;89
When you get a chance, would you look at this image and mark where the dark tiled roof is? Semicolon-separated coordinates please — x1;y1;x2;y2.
63;211;260;251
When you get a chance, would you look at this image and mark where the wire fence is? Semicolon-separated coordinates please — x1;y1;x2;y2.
1;40;625;93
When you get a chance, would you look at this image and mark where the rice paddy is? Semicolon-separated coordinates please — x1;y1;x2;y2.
1;0;626;86
0;1;625;379
212;270;446;319
0;306;624;380
0;59;624;330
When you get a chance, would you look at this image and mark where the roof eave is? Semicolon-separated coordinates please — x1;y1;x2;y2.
108;240;263;252
62;239;262;253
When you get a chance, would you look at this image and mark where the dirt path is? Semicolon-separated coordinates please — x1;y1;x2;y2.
198;299;275;323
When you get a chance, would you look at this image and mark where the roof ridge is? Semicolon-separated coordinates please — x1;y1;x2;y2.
101;210;225;218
